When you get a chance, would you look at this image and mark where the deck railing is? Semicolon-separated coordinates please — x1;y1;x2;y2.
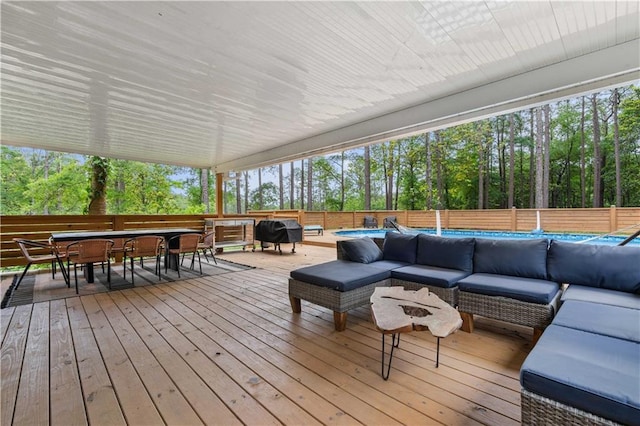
2;207;639;267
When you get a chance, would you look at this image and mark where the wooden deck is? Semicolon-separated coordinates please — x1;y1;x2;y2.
1;244;532;425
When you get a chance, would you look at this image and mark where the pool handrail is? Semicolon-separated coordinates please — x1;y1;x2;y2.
619;229;640;246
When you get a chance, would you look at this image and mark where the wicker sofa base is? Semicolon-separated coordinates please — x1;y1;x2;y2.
521;389;619;426
458;290;560;337
391;278;458;307
288;278;391;331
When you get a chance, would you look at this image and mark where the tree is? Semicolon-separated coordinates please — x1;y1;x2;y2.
88;156;109;215
507;114;515;208
364;146;371;210
200;169;210;213
592;93;603;207
534;107;544;209
612;88;621;206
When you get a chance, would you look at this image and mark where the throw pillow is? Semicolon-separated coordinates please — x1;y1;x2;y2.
341;237;383;264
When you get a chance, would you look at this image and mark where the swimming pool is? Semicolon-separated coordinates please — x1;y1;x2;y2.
334;228;640;246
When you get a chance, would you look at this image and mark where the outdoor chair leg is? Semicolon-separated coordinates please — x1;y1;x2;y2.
14;263;32;290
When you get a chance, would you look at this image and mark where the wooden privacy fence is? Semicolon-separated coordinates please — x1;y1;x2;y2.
2;207;639;267
256;206;640;235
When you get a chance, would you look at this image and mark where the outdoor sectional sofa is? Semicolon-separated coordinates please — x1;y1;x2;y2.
288;232;640;425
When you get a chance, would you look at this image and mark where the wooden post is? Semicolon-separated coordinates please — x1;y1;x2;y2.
610;205;617;233
511;207;517;231
216;172;224;218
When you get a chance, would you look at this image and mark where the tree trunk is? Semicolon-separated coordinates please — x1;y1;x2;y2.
236;174;242;213
477;124;485;210
257;168;263;210
307;158;313;211
435;131;444;209
300;161;305;210
580;96;586;207
244;171;249;212
278;163;284;210
340;152;346;211
543;104;551;208
613;89;622;206
43;152;50;215
425;132;433;210
529;109;535;208
534;108;544;209
364;146;371;210
289;162;295;209
385;143;394;210
592;93;602;207
88;156;109;215
508;114;515;208
200;169;210;213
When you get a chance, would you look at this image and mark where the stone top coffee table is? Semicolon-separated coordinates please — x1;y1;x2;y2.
370;286;462;380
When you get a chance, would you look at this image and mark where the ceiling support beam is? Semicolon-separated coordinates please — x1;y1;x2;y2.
216;39;640;174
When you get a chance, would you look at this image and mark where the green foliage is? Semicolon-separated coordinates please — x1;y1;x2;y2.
2;85;639;215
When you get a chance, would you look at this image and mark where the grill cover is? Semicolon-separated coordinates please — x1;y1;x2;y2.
255;220;303;244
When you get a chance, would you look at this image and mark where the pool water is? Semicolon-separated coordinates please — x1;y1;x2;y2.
334;228;640;246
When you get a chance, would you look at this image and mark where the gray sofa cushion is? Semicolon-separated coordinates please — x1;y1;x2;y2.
562;285;640;310
458;273;560;304
473;238;548;279
391;265;470;289
520;324;640;425
416;235;475;272
553;300;640;342
382;232;418;264
340;237;383;264
547;240;640;293
367;260;412;271
290;260;390;292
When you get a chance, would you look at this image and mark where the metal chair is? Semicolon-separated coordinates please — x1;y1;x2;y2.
66;239;114;293
165;233;202;277
198;231;217;264
12;238;69;290
123;235;164;284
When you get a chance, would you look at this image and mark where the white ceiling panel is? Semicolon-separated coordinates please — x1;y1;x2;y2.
1;1;639;173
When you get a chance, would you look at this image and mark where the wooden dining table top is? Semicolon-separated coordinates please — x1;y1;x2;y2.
51;228;200;242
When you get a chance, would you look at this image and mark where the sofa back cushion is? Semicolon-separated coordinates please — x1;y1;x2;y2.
382;232;418;264
547;240;640;293
473;238;548;279
416;234;475;272
340;237;383;264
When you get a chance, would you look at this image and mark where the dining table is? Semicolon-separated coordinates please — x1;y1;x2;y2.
51;228;200;283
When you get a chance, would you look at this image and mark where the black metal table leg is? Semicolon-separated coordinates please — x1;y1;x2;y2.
436;337;440;368
381;333;401;380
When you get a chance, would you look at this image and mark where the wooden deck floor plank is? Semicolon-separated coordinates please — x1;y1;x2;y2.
0;304;32;426
145;283;325;426
136;284;303;426
181;277;469;425
93;292;204;425
169;281;409;426
109;290;243;425
255;272;526;387
80;295;164;425
1;306;15;346
129;286;281;426
213;269;522;386
49;298;87;425
65;296;126;425
190;275;515;425
13;302;49;425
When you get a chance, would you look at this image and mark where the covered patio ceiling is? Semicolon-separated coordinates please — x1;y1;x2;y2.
1;1;639;174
